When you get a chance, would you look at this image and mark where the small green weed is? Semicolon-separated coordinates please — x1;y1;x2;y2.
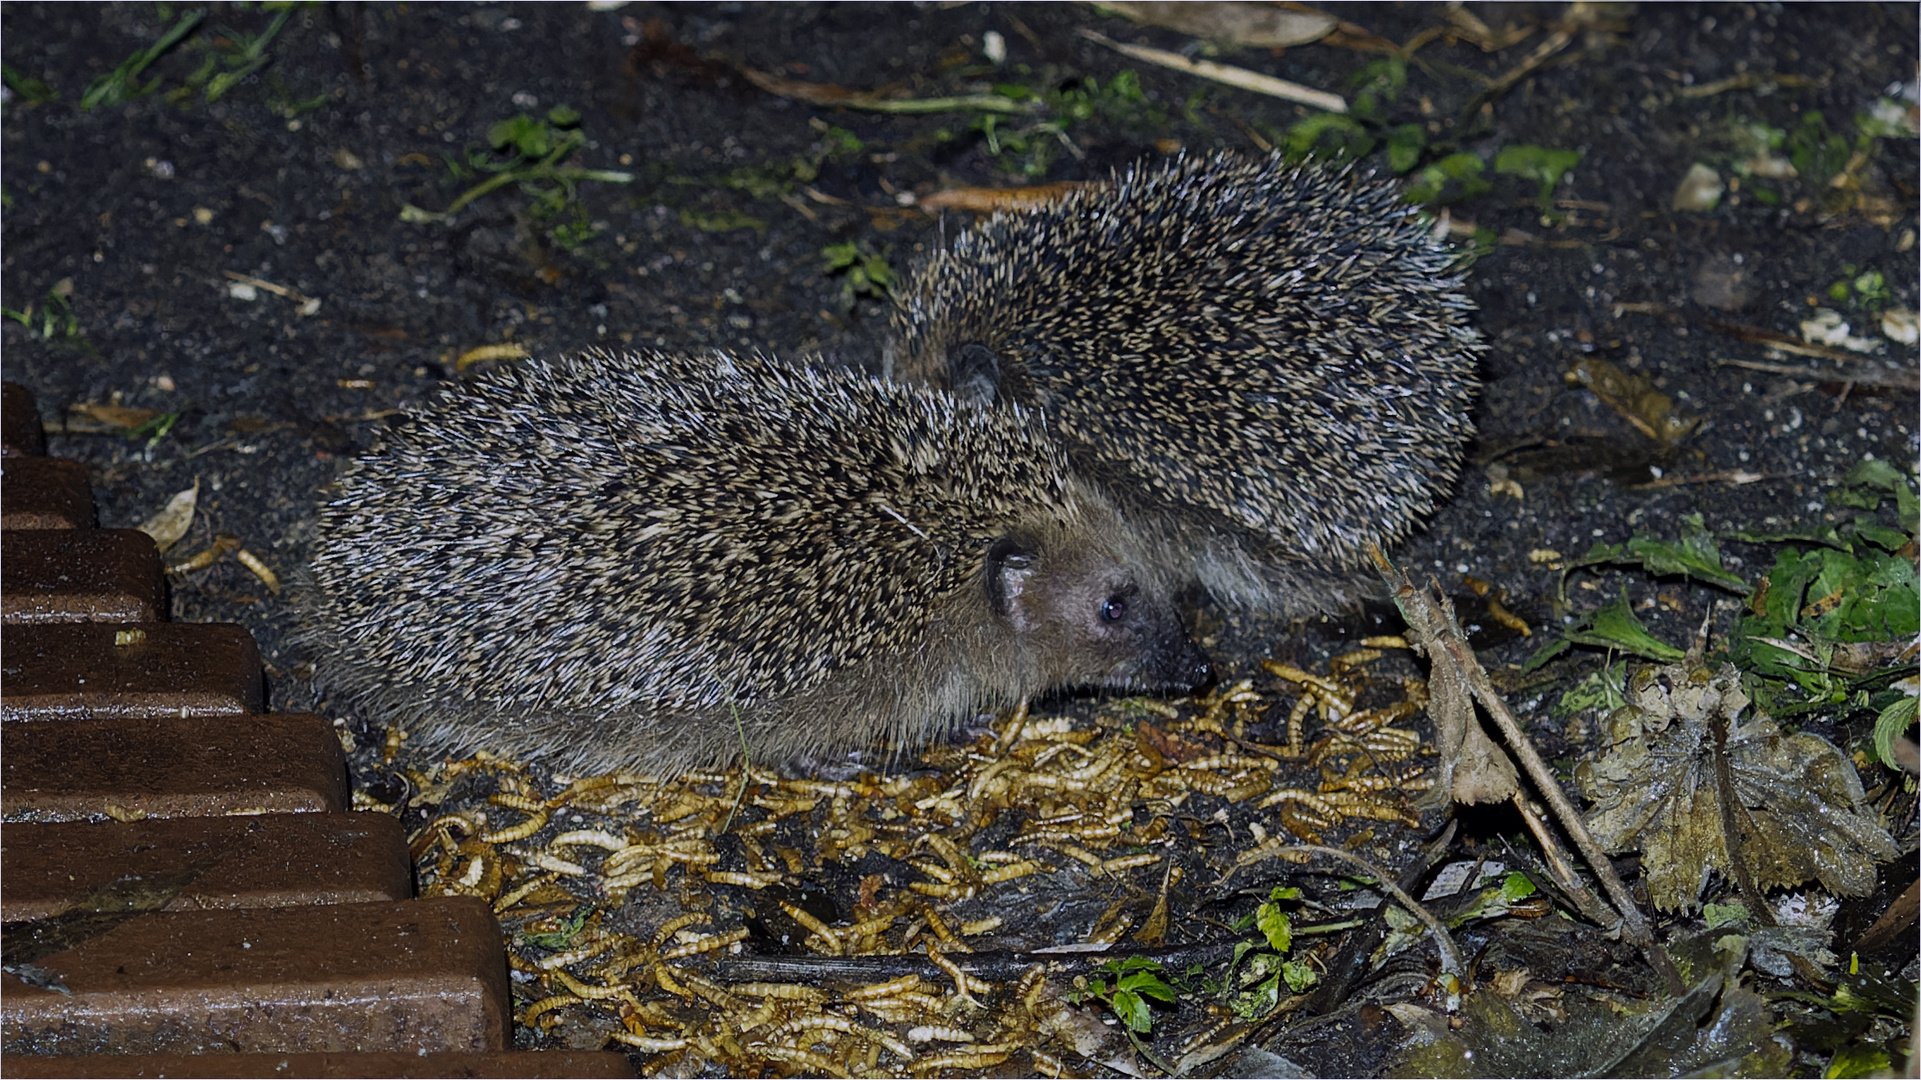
1825;267;1893;310
2;281;91;350
1223;886;1318;1019
1493;144;1582;215
1531;459;1918;768
519;905;592;949
821;241;895;309
1066;955;1177;1035
2;64;59;104
166;3;300;105
1726;461;1918;723
971;70;1157;178
81;7;206;109
403;105;633;251
129;410;184;455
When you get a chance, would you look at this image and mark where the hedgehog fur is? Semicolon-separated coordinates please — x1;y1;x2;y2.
886;152;1483;614
302;348;1211;775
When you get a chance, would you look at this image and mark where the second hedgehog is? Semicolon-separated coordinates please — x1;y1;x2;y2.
303;349;1210;776
888;153;1483;615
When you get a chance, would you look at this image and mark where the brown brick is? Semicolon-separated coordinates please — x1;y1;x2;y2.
1;812;411;922
4;381;47;456
1;457;95;529
0;896;512;1056
0;1050;639;1078
1;623;263;721
1;714;348;823
2;529;165;624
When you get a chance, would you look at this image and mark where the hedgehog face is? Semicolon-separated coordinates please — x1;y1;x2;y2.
986;535;1212;694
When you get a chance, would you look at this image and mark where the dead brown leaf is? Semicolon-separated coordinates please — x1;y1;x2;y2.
1565;356;1699;445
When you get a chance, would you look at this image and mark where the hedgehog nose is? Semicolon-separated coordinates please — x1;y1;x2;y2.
1174;642;1214;693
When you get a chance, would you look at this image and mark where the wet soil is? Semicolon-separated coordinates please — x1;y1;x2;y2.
3;3;1916;1075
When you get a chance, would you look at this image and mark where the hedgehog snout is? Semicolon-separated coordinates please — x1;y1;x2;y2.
1082;581;1213;693
1138;617;1213;693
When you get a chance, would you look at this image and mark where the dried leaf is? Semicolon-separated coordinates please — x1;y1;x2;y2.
135;478;198;553
1565;356;1699;445
1576;664;1898;912
68;402;161;431
1425;638;1519;806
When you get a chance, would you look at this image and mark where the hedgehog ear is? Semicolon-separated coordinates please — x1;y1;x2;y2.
986;536;1038;631
950;343;1004;407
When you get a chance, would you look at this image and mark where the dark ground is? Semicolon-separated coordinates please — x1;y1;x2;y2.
2;3;1917;1076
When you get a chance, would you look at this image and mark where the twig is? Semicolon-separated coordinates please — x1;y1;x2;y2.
1509;795;1620;929
739;66;1030;115
1253;843;1464;981
1627;469;1781;490
1369;545;1685;995
1715;357;1917;392
1076;29;1347;113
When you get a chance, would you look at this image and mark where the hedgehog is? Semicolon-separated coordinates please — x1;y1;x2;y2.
301;348;1211;776
885;152;1483;615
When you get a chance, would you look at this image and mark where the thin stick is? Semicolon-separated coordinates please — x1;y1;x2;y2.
1510;794;1621;929
1077;29;1348;113
1260;843;1463;980
1368;545;1685;994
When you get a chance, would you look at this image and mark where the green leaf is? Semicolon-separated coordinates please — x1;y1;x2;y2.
1621;514;1749;591
547;104;582;127
2;64;58;104
1554;661;1629;716
1853;523;1912;552
1826;1044;1892;1079
1112;988;1154;1033
1283;112;1372;164
1568;515;1747;591
1727;525;1849;549
1404;151;1489;205
1523;634;1571;672
1872;694;1918;767
1282;959;1318;993
1493;144;1582;209
1386;123;1426;173
487;114;548;158
1256;903;1292;954
1118;969;1176;1003
1499;872;1537;904
81;8;205;110
1566;592;1684;662
1230;939;1257;971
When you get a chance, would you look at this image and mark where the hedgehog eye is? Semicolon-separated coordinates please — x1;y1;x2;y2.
1100;596;1127;622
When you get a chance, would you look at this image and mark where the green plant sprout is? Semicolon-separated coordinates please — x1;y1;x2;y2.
1494;144;1582;215
82;8;206;109
1067;955;1177;1035
401;105;634;250
2;283;84;342
170;3;301;104
1224;886;1318;1020
129;411;183;456
820;241;895;309
2;64;59;104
